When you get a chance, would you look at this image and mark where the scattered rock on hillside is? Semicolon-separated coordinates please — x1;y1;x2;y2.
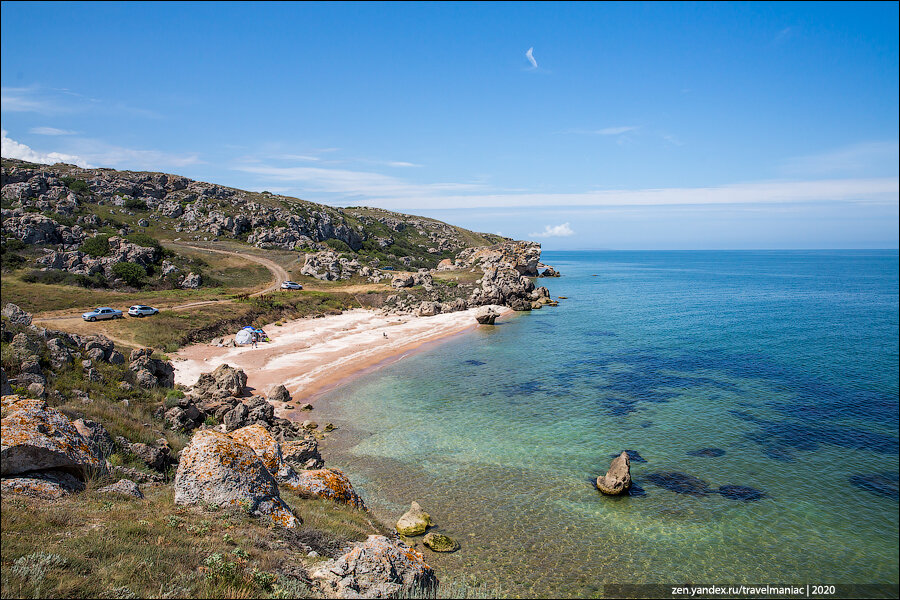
285;468;365;509
192;363;247;399
173;430;299;527
0;470;86;500
2;303;32;326
1;395;101;479
596;451;632;495
311;535;437;599
98;479;144;499
180;272;202;289
281;437;324;470
396;501;433;536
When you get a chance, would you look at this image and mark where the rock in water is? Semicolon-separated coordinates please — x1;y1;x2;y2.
475;306;499;325
173;430;299;527
608;449;647;463
596;451;632;495
423;532;460;553
397;501;433;536
311;535;437;598
687;447;726;458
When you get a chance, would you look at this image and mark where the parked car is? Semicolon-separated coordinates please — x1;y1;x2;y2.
281;281;303;290
128;305;159;317
82;307;123;322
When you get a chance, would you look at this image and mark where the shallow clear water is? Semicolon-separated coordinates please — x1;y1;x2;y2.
313;251;899;597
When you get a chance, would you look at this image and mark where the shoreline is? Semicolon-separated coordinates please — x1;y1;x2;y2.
172;306;512;414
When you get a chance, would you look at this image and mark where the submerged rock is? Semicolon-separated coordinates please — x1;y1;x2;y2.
423;532;460;553
608;449;647;463
717;485;766;501
644;472;710;496
849;472;900;501
687;448;726;458
397;501;433;536
596;451;632;495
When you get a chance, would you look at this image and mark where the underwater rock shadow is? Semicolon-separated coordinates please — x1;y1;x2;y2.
849;472;899;501
687;448;726;458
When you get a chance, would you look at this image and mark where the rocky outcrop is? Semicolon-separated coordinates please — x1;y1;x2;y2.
539;266;560;277
180;272;201;289
396;501;433;536
36;235;160;280
128;348;175;389
173;430;299;528
470;265;535;310
192;363;247;399
2;303;32;326
73;418;115;460
456;240;542;276
267;384;291;404
1;469;86;500
1;395;101;479
311;535;437;599
596;451;632;495
285;468;365;509
229;424;292;479
282;437;324;470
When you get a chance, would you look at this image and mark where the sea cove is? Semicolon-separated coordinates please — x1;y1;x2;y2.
313;250;900;597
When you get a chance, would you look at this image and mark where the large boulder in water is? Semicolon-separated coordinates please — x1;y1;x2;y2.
173;430;299;527
311;535;437;599
396;501;433;536
596;451;632;495
475;306;499;325
1;395;101;479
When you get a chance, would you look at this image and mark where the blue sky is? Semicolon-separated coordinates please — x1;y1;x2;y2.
2;1;898;249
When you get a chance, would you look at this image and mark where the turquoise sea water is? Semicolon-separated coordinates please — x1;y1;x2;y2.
313;251;899;597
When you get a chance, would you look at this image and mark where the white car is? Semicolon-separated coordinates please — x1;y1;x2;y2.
82;307;123;322
128;305;159;317
281;281;303;290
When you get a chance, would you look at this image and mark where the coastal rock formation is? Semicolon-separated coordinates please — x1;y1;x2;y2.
1;395;100;478
285;468;365;509
128;348;175;389
422;532;460;553
596;451;632;495
282;437;325;470
192;363;247;399
311;535;437;599
173;430;299;527
2;303;32;326
475;306;500;325
267;384;291;404
229;424;293;479
539;266;560;277
396;501;433;536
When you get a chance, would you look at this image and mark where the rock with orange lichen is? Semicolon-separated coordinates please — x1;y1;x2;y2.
282;437;324;470
311;534;437;599
1;395;101;478
284;468;365;510
174;429;299;528
229;423;295;480
1;470;85;499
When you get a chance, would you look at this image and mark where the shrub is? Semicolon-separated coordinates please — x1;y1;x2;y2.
124;197;148;211
112;261;146;287
21;269;107;288
324;238;351;252
10;552;67;583
60;176;90;194
125;232;161;251
80;234;110;257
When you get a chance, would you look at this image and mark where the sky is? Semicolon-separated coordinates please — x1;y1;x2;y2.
1;1;898;249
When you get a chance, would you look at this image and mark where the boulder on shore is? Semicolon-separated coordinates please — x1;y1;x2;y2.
396;501;433;536
284;468;365;509
596;451;632;495
173;429;299;527
475;306;499;325
192;364;247;399
267;384;291;404
311;535;437;599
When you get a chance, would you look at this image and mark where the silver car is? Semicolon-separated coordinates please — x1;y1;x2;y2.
128;305;159;317
82;307;123;322
281;281;303;290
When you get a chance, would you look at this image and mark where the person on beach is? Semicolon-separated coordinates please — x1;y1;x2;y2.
383;332;388;339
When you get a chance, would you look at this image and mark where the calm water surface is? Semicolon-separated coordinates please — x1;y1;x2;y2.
312;251;899;598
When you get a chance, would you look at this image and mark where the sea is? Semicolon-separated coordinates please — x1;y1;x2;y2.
312;250;899;598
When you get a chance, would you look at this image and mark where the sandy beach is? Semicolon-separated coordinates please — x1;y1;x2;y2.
172;306;510;411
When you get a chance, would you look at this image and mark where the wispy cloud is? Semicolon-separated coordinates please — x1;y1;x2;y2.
530;223;575;237
386;161;422;168
525;47;538;69
596;126;638;136
1;129;92;167
1;85;162;119
782;141;900;177
29;126;78;136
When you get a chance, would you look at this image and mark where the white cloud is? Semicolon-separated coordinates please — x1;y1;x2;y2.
30;126;78;136
525;47;538;69
386;161;421;168
530;223;575;237
1;129;92;167
596;126;637;136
